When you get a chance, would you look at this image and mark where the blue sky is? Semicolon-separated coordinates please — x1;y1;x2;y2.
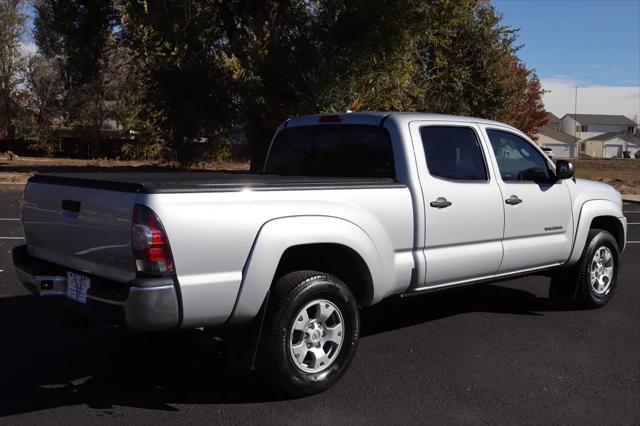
493;0;640;86
493;0;640;118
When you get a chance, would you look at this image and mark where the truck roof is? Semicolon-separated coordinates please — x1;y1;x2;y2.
286;111;511;129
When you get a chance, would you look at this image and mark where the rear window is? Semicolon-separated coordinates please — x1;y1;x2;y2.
420;126;488;181
264;125;395;178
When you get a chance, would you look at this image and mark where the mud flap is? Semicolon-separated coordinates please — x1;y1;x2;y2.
223;290;270;375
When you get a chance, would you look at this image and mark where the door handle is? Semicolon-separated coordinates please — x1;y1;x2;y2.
505;195;523;205
430;197;452;209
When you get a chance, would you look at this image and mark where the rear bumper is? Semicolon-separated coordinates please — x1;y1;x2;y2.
12;245;181;332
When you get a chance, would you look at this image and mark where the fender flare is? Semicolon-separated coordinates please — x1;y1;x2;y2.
567;199;626;265
226;215;387;325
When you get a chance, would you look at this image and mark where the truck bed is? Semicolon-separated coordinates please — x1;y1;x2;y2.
28;172;402;193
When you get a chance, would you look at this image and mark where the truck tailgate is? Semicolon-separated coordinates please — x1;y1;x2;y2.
22;180;138;282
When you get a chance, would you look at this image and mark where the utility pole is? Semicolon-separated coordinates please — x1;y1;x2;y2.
574;85;578;160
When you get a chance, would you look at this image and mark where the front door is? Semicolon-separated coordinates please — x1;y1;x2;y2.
480;126;573;273
410;122;505;287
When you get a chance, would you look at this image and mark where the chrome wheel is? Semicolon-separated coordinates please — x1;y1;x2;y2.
289;299;344;373
590;246;614;296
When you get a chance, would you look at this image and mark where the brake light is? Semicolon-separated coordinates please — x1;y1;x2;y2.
132;204;174;275
319;114;341;123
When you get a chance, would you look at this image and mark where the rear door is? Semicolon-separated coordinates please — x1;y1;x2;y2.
409;121;505;287
480;126;573;273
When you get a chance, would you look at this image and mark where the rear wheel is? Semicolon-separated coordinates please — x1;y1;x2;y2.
550;229;620;308
260;271;360;396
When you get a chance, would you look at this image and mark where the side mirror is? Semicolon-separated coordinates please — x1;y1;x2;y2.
555;160;575;180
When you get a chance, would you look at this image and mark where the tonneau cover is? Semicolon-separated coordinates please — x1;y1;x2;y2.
29;172;401;193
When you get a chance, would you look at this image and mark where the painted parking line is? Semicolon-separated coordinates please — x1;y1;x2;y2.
0;218;20;221
627;241;640;244
0;237;24;240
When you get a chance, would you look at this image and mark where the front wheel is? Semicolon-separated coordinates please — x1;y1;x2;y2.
260;271;360;396
550;229;620;308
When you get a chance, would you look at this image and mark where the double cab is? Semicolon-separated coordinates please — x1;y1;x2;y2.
13;112;627;395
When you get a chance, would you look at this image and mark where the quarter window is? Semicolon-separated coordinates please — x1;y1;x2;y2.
420;126;488;181
486;130;551;182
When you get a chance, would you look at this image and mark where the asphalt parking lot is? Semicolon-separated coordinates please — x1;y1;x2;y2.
0;184;638;425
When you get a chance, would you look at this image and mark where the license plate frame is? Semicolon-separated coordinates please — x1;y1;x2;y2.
66;272;91;304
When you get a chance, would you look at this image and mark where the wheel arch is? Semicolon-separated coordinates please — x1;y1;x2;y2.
226;215;387;325
568;200;626;265
590;216;625;251
274;243;374;306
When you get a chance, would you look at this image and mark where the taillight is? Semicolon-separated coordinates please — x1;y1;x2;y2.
132;204;174;275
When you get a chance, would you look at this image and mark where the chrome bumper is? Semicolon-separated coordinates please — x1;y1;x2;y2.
12;245;181;332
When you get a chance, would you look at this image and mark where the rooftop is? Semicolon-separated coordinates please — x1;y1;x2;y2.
537;125;579;144
562;114;636;126
583;131;640;142
546;112;560;123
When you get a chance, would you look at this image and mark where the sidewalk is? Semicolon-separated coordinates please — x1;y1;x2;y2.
623;194;640;203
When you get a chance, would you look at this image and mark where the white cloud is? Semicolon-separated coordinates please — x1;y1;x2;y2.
542;78;640;121
19;42;37;57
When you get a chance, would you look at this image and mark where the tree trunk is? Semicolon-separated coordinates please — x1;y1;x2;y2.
248;124;274;172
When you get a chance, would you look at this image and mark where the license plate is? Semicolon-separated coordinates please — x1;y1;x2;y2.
66;272;91;303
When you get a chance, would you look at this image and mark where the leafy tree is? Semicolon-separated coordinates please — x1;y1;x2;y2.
27;0;550;164
218;0;422;169
15;54;63;154
220;0;548;168
34;0;118;155
117;0;236;162
0;0;25;145
499;59;548;138
409;1;547;135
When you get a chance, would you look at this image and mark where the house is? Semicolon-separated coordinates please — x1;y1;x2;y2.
560;114;636;140
546;112;561;130
536;125;579;158
582;132;640;158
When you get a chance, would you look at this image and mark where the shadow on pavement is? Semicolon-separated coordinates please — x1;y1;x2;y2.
0;282;559;416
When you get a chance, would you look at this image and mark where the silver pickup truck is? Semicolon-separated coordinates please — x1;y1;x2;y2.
13;112;627;396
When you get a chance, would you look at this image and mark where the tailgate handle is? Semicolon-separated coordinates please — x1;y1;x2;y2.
61;199;81;213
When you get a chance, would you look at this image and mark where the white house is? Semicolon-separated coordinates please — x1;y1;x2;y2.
535;125;578;158
560;114;636;141
582;132;640;158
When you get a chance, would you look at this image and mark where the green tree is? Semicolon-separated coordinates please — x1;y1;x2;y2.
0;0;25;145
219;0;422;169
118;0;235;162
16;54;63;154
34;0;118;155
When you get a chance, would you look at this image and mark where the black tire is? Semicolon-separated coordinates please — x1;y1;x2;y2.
550;229;620;309
260;270;360;397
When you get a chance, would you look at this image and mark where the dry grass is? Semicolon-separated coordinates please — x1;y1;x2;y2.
574;158;640;195
0;155;250;184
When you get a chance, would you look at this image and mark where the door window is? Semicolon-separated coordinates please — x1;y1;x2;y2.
486;130;551;182
420;126;488;181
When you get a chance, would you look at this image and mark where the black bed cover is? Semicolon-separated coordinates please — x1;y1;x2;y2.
28;171;403;193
